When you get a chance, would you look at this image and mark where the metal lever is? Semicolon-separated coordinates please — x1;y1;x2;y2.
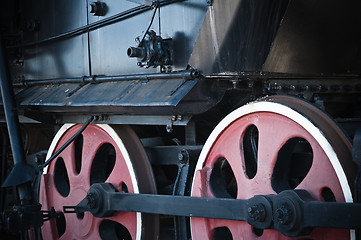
73;183;361;237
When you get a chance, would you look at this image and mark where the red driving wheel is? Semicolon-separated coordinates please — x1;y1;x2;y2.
191;96;356;240
40;124;158;240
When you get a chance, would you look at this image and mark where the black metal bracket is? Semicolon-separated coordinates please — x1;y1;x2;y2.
69;183;361;238
1;204;59;233
172;147;199;240
128;30;173;68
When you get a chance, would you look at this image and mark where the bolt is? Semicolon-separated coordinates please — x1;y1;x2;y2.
270;84;282;91
284;85;296;91
166;124;173;133
190;70;200;78
310;85;322;92
15;59;24;66
299;85;310;91
90;2;107;16
247;204;266;222
231;80;238;89
274;205;292;225
178;150;189;164
178;152;184;161
26;19;39;32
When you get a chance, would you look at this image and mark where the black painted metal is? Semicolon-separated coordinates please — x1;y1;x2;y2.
8;0;184;49
173;162;190;240
89;2;108;16
73;183;248;221
0;0;360;237
264;0;361;74
271;190;361;237
0;33;44;240
3;204;60;236
15;78;201;116
353;128;361;167
128;30;173;68
353;128;361;203
4;204;43;232
146;145;202;166
0;128;8;212
172;148;200;240
13;70;199;87
352;128;361;239
305;199;361;229
72;183;361;237
0;34;33;196
189;0;289;74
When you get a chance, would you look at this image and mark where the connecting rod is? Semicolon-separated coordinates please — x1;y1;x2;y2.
68;183;361;238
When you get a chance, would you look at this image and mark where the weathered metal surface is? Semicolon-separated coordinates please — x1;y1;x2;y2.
264;0;361;74
10;0;208;81
88;0;208;75
16;78;200;114
189;0;289;74
19;0;89;80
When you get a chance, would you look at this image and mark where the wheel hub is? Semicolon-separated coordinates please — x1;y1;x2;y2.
191;96;356;240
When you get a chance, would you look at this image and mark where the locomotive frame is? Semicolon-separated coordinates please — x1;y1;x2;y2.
0;0;361;239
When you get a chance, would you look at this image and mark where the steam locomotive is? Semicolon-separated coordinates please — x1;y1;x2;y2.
1;0;361;239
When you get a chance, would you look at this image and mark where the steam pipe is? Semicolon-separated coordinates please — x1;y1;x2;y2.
0;34;33;203
13;69;200;87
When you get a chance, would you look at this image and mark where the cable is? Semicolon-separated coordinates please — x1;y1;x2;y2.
41;116;94;170
7;0;183;49
139;2;159;46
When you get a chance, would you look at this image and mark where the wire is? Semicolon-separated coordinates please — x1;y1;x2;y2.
10;6;148;49
139;2;159;46
41;116;94;170
7;0;183;49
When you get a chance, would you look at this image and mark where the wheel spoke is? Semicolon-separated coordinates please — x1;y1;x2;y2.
57;143;77;180
252;115;301;194
296;145;345;201
191;96;354;240
80;129;103;180
210;135;250;193
105;153;134;192
40;124;158;240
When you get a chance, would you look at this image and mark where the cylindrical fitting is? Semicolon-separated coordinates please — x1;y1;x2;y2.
127;47;145;59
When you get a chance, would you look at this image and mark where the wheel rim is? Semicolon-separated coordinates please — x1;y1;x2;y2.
40;124;158;240
191;96;356;240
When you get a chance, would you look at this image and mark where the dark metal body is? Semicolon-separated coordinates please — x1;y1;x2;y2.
0;0;359;121
0;0;361;238
0;34;33;197
72;183;361;237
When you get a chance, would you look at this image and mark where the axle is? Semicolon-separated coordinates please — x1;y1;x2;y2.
69;183;361;237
